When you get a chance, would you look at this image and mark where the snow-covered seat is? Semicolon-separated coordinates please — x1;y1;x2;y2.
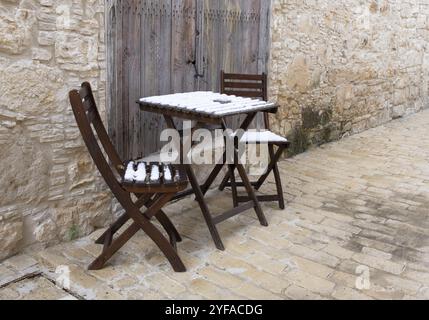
121;161;188;193
238;130;289;145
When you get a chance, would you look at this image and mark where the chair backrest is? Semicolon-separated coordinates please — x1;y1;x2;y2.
220;71;270;129
69;82;126;195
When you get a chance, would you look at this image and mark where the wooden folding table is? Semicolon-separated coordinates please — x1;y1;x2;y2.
138;91;279;250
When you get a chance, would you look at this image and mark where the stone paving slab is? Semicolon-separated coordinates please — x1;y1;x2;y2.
0;276;77;300
2;110;429;300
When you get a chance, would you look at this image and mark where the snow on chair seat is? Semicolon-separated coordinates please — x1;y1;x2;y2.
122;162;187;192
239;131;289;145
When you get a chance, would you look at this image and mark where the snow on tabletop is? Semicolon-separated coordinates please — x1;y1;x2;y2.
140;92;274;116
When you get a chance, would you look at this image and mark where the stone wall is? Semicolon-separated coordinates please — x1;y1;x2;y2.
0;0;110;260
269;0;429;155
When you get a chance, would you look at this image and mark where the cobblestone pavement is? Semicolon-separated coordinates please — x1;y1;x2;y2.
1;110;429;300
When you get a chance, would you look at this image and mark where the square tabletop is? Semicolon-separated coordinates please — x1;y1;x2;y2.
138;91;277;121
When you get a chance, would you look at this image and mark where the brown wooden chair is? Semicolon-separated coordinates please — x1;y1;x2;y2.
69;82;188;272
219;71;289;209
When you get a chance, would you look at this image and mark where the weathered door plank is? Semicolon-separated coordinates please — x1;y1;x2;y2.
107;0;271;159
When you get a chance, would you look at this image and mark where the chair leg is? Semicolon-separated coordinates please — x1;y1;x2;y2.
266;144;285;210
102;229;113;250
156;212;182;244
96;193;182;246
89;222;140;270
128;206;186;272
256;144;286;190
95;194;153;245
219;144;287;210
91;194;186;273
221;143;286;193
144;195;182;243
272;161;285;210
95;212;130;245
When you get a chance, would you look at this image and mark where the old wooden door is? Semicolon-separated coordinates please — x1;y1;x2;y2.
106;0;271;159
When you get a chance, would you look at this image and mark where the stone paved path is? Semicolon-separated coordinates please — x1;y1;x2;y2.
1;110;429;300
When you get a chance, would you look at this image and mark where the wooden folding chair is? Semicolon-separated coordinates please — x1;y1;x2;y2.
219;71;290;209
69;82;188;272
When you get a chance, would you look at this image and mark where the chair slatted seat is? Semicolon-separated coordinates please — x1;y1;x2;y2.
69;82;187;272
219;71;289;209
121;162;188;193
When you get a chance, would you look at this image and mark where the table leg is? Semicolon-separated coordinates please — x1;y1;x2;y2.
201;164;225;195
163;115;225;251
186;165;225;251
